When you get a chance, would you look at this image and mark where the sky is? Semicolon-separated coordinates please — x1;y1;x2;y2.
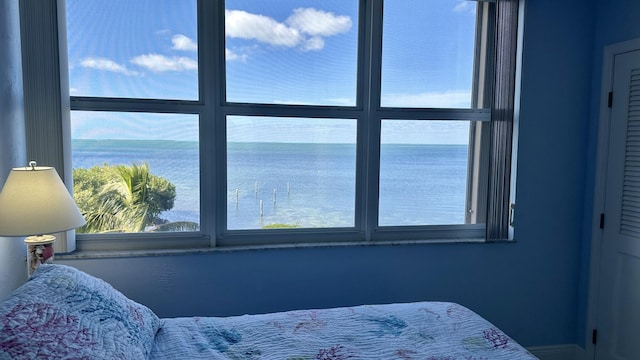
66;0;477;144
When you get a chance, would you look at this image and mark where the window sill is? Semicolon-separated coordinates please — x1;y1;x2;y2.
56;237;516;260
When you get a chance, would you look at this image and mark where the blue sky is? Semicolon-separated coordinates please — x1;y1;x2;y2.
67;0;476;144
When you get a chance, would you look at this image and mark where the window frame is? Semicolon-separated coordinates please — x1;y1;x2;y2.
21;0;519;252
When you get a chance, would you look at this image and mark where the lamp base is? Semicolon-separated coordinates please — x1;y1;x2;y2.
25;235;55;276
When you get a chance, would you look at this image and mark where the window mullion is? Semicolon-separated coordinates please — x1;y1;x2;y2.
359;0;384;241
70;97;202;113
377;108;491;121
202;0;225;245
465;1;496;225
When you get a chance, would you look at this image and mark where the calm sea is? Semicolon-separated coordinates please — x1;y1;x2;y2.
72;140;468;229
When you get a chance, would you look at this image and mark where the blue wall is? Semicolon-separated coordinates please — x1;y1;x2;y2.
58;0;602;348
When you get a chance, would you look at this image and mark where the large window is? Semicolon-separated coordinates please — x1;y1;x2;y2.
58;0;519;250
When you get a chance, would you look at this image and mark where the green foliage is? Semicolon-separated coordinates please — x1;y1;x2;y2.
150;221;199;232
262;223;301;229
73;163;176;233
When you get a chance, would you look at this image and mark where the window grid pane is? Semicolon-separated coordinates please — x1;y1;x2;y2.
379;120;471;226
71;111;200;233
224;0;359;106
66;0;198;100
226;116;357;230
381;0;477;108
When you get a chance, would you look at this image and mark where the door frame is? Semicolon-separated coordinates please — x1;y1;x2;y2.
586;37;640;360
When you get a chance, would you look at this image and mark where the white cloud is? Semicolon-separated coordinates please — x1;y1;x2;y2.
381;120;470;145
453;1;475;13
172;34;197;51
302;36;325;51
226;9;303;47
226;48;247;62
131;54;198;72
269;97;355;106
80;57;140;76
285;8;352;37
383;91;472;108
328;98;355;106
225;8;352;52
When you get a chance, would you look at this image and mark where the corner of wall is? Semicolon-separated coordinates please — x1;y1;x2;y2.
0;238;27;300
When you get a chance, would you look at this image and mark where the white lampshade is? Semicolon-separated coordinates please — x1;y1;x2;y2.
0;164;86;237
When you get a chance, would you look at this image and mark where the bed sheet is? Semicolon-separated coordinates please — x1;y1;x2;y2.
150;301;537;360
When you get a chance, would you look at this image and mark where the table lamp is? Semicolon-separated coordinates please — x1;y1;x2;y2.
0;161;86;276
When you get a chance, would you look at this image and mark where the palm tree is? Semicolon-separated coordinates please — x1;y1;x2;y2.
99;163;152;232
75;163;176;233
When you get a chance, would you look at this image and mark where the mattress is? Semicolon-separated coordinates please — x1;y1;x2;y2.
150;301;537;359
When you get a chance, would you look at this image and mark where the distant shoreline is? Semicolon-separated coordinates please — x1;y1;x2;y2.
72;138;469;147
72;139;469;229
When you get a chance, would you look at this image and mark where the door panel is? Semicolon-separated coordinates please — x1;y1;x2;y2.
596;49;640;360
611;255;640;357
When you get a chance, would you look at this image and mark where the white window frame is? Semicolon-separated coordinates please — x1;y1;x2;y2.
20;0;520;252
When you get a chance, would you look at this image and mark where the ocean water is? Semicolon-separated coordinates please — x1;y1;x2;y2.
72;140;468;230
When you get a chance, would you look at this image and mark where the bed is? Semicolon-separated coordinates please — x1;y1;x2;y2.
0;264;537;359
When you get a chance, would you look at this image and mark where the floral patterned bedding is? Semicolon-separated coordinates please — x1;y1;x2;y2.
0;264;537;359
0;264;160;359
150;302;537;360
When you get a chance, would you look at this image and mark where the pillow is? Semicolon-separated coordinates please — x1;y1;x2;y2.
0;264;160;359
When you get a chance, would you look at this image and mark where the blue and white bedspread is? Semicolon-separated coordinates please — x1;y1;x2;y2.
150;302;537;360
0;264;537;359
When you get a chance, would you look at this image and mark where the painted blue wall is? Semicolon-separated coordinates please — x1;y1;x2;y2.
57;0;599;348
515;0;595;347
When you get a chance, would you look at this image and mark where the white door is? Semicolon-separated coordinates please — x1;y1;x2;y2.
596;49;640;360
